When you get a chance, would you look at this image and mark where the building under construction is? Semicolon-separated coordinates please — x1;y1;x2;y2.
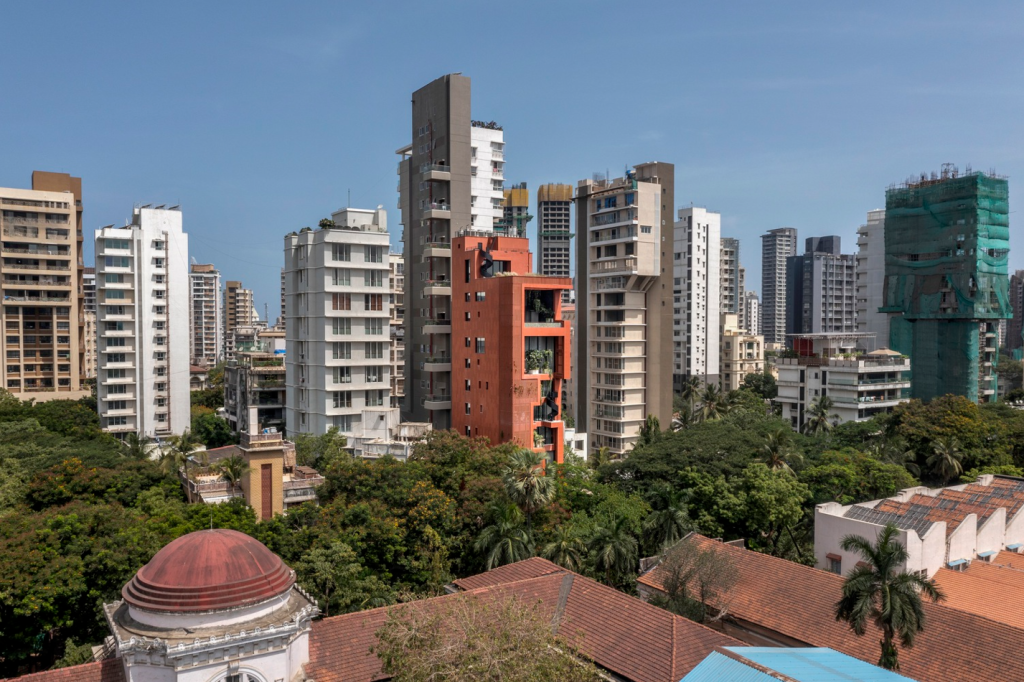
882;165;1010;403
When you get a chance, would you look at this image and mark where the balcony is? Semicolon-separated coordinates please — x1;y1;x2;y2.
423;203;451;220
422;319;451;335
592;257;639;275
422;164;451;182
421;394;452;410
422;242;452;258
423;280;452;297
4;262;70;272
421;356;452;372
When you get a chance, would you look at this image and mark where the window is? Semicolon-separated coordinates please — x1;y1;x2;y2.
105;239;130;250
106;337;126;347
476;292;486;301
156;397;166;407
332;244;351;262
364;245;383;263
106;416;128;427
107;353;126;363
826;554;842;575
333;391;352;408
104;256;130;268
155;382;166;391
332;268;350;286
154;306;165;314
106;305;126;316
332;342;351;360
364;294;383;311
333;366;352;384
365;319;383;335
105;321;125;331
153;258;164;268
155;352;166;361
106;400;127;411
154;336;166;345
332;293;351;310
476;338;485;354
366;342;384;359
155;367;166;377
107;369;125;379
107;384;127;394
332;318;351;335
332;415;353;431
365;270;384;287
153;289;165;299
366;366;384;383
365;390;384;407
156;413;167;422
105;273;124;284
154;274;164;284
465;402;472;415
465;337;471;348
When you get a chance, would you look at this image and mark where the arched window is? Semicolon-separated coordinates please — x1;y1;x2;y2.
214;669;267;682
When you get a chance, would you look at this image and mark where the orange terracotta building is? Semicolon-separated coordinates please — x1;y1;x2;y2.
451;233;572;462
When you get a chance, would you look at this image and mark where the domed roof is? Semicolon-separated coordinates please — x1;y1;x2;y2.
123;529;295;613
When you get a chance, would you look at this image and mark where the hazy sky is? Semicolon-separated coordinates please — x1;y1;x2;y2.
2;1;1022;320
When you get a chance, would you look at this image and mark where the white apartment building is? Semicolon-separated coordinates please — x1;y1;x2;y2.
470;125;505;231
83;267;97;379
855;209;887;350
761;227;797;345
95;207;190;437
674;207;721;386
720;313;763;392
189;263;222;367
743;291;760;336
284;207;391;436
776;332;909;431
720;237;741;317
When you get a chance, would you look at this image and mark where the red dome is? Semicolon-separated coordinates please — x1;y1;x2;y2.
123;529;295;613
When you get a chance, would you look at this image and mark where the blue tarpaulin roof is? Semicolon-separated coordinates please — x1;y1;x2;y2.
680;647;918;682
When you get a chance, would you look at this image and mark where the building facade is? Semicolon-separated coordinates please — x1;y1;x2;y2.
786;236;857;338
537;183;573;303
720;313;763;392
95;207;190;437
389;252;405;410
720;237;741;317
0;171;88;399
223;279;255;361
761;227;797;345
283;207;391;436
1006;270;1024;352
224;327;285;435
450;234;572;462
575;163;674;455
397;74;506;430
83;266;97;379
882;168;1011;403
189;263;222;368
674;207;721;387
497;182;530;237
776;333;909;430
743;290;760;335
855;209;887;349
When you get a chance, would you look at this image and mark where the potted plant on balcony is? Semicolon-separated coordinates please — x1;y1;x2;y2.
541;349;553;374
534;430;544;447
526;350;544;374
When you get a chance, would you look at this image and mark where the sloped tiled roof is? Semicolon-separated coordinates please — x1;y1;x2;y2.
932;560;1024;629
2;659;125;682
638;535;1024;682
994;550;1024;571
308;561;739;682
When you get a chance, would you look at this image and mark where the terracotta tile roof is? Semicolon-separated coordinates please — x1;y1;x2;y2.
994;550;1024;570
2;660;125;682
638;535;1024;682
308;561;739;682
932;561;1024;629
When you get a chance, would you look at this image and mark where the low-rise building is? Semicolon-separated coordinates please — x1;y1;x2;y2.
345;407;431;461
719;313;763;392
681;647;914;682
815;474;1024;579
224;327;286;435
188;365;209;391
776;332;909;430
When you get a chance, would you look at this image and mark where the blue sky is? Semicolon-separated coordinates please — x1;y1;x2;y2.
2;1;1022;320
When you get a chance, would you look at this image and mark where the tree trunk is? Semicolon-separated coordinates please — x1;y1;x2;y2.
879;627;900;670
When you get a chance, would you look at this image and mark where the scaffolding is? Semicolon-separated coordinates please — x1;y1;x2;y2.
881;166;1010;403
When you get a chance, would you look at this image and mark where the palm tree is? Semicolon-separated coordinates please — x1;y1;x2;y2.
680;376;703;420
216;454;251;490
541;525;586;572
588;516;638;586
589;445;614;470
803;395;839;436
121;432;152;460
762;428;802;473
643;484;690;553
699;383;730;422
474;504;533;570
671;406;695;432
835;523;945;671
866;440;920;478
926;437;964;484
502;448;555;531
161;428;203;476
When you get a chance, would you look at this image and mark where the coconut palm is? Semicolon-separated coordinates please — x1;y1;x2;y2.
121;432;152;460
161;428;203;475
699;383;728;422
680;376;703;417
803;395;839;436
835;523;945;671
588;516;638;586
541;525;586;572
643;484;691;553
216;454;251;490
589;445;614;470
474;504;532;570
762;428;802;473
866;439;921;478
671;406;696;432
502;448;555;531
926;437;964;485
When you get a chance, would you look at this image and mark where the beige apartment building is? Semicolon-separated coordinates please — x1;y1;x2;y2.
389;252;405;410
575;163;674;455
719;313;764;392
224;280;255;360
0;171;87;399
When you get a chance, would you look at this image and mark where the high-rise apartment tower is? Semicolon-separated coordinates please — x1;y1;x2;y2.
855;210;888;349
674;207;721;387
537;183;573;303
785;236;857;338
190;263;222;368
224;280;255;361
761;227;797;345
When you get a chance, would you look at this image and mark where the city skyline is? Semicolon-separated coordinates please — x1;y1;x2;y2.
2;3;1023;317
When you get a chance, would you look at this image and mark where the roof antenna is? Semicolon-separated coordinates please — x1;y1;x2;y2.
348;188;351;208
